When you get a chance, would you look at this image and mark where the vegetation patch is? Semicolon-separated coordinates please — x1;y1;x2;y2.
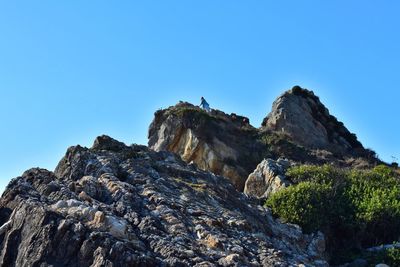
265;182;333;232
168;106;217;124
265;164;400;264
259;132;315;162
363;247;400;267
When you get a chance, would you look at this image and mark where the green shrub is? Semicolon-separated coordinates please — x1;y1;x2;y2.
346;166;400;245
365;247;400;266
385;247;400;266
266;182;333;233
170;107;215;123
266;164;400;264
260;132;313;162
286;164;345;184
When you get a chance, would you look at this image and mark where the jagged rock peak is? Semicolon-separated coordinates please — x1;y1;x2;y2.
0;135;327;266
262;85;364;151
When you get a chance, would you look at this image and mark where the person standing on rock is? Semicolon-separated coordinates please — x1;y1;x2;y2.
199;97;211;112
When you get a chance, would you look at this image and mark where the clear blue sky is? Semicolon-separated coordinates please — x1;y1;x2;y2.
1;1;399;192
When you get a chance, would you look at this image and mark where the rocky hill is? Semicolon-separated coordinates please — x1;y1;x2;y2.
0;86;387;266
148;86;379;191
0;135;327;266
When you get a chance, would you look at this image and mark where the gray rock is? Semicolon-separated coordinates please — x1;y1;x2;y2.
262;86;364;152
244;158;291;199
0;135;328;266
218;253;243;266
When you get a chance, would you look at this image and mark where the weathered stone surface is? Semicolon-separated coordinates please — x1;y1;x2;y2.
148;89;379;192
0;135;328;266
244;158;292;199
262;86;363;152
148;102;266;191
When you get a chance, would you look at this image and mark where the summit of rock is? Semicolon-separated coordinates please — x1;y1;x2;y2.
262;86;364;152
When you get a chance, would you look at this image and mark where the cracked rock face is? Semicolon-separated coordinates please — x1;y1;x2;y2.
244;158;292;199
0;135;327;266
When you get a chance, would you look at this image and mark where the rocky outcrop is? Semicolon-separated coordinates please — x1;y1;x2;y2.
0;135;328;266
244;158;292;199
148;88;379;192
262;86;363;152
148;102;266;191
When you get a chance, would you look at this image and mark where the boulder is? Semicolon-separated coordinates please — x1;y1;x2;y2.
244;158;292;199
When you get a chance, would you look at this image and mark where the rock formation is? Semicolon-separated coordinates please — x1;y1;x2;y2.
0;85;384;266
148;87;379;191
262;86;363;152
244;158;292;199
148;102;266;191
0;135;328;266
